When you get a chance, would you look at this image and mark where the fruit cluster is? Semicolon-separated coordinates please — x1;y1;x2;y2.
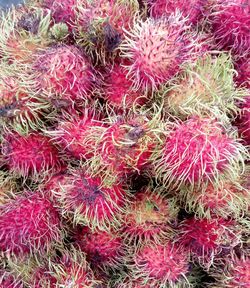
0;0;249;287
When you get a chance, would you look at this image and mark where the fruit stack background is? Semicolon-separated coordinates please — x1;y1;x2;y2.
0;0;249;287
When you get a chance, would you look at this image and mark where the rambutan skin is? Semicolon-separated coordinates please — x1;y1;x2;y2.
0;192;62;256
235;58;250;89
148;0;207;24
153;116;247;188
33;45;94;101
210;0;250;58
1;131;62;179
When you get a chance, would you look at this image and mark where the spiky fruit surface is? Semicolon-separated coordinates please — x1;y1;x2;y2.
33;45;94;101
235;96;250;145
212;255;250;288
148;0;207;24
2;132;62;179
52;171;126;229
235;58;250;88
132;242;190;287
49;114;102;160
0;171;18;205
75;226;124;268
122;190;177;244
103;63;147;110
210;0;250;58
154;116;247;189
0;192;62;256
120;15;198;91
52;248;103;287
161;53;247;121
0;270;23;288
178;217;240;267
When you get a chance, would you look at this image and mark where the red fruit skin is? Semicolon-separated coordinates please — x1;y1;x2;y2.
134;243;189;285
34;45;94;101
0;270;23;288
211;0;250;58
225;257;250;287
2;132;62;178
104;63;147;110
0;192;62;256
178;217;240;266
56;172;126;228
75;226;123;267
148;0;207;24
235;58;250;89
157;117;238;186
235;96;250;145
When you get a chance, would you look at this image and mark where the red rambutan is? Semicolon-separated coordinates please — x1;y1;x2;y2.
33;45;94;101
148;0;207;25
153;116;247;189
210;0;250;58
2;131;62;179
75;226;124;269
235;96;250;145
121;189;178;245
235;57;250;89
131;242;191;287
0;270;23;288
0;192;62;256
178;217;241;267
120;14;199;91
51;170;127;230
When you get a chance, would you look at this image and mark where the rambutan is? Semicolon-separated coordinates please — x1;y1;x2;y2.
121;189;178;245
178;217;241;267
0;270;23;288
148;0;207;25
210;0;250;58
212;255;250;287
0;192;62;256
2;131;62;180
51;170;127;230
159;53;247;121
0;171;18;205
33;45;94;101
235;57;250;89
103;62;148;111
153;116;247;189
131;242;191;287
120;14;199;91
75;226;124;269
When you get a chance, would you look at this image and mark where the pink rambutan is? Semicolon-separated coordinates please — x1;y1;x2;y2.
210;0;250;58
0;270;23;288
120;14;199;91
235;96;250;145
51;170;127;230
178;217;241;267
212;255;250;287
33;45;94;101
132;242;191;287
235;58;250;89
75;226;124;269
1;131;62;179
0;192;62;256
103;63;148;111
148;0;207;25
121;189;178;244
153;116;247;189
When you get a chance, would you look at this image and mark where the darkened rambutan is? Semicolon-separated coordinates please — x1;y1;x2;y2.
51;247;103;287
159;53;247;121
0;192;62;256
120;14;200;91
235;57;250;89
2;131;62;180
51;170;127;230
212;254;250;287
75;226;124;269
33;45;94;101
210;0;250;58
234;96;250;145
0;171;19;205
0;8;51;64
121;189;178;245
148;0;207;25
153;116;247;189
131;242;191;287
103;62;148;111
178;217;241;267
75;0;139;62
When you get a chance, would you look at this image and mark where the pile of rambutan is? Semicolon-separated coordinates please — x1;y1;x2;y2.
0;0;249;287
